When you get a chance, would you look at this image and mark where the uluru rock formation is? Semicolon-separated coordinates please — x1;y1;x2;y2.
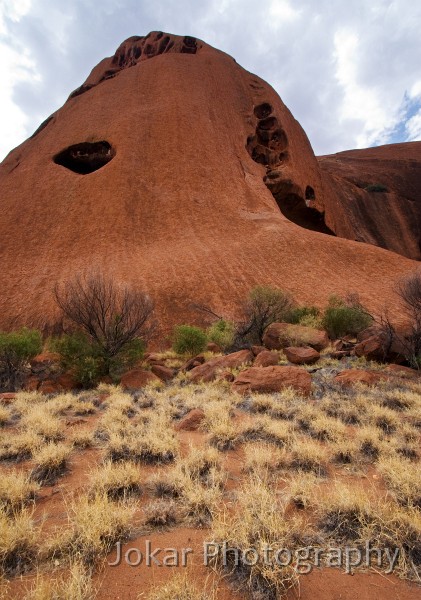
0;31;419;332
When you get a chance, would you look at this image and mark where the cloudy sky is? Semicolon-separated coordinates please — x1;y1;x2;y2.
0;0;420;160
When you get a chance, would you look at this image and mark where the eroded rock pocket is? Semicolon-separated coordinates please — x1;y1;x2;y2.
53;141;115;174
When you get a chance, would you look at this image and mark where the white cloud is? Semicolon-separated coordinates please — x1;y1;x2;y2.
406;110;421;141
0;0;39;159
268;0;301;23
0;0;32;34
0;0;421;160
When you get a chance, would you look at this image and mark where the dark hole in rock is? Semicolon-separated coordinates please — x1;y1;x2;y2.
305;185;315;200
251;146;280;167
181;36;197;54
254;103;273;119
68;84;94;99
133;46;142;59
54;141;115;175
184;36;197;47
159;36;170;53
156;32;163;40
145;44;154;55
99;69;119;83
167;41;174;51
270;128;288;148
275;193;335;235
257;116;278;131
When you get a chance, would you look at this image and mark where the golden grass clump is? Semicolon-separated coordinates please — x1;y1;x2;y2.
240;416;292;448
21;407;64;442
284;472;320;510
143;499;179;528
316;481;375;542
0;430;42;462
0;470;39;511
242;442;288;475
0;407;11;427
64;493;135;567
144;572;215;600
22;562;94;600
377;456;421;509
369;405;400;435
106;422;178;465
211;476;299;597
88;460;142;500
0;506;38;576
305;414;347;442
355;425;386;461
31;442;72;485
179;446;223;485
289;438;329;476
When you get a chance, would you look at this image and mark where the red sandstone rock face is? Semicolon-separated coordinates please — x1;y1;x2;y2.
334;369;387;387
188;350;253;383
0;31;418;333
232;365;312;396
284;346;320;365
318;143;421;260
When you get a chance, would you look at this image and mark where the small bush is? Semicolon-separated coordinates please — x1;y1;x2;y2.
0;328;42;391
51;332;100;387
322;295;372;338
51;331;144;387
235;285;296;346
286;305;320;325
54;271;153;376
172;325;207;355
206;319;235;351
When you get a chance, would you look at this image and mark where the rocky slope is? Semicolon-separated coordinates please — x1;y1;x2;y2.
0;31;418;332
318;142;421;260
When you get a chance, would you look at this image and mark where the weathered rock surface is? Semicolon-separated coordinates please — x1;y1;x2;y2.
120;368;160;390
334;369;387;387
206;342;221;353
0;32;418;333
253;350;279;367
232;365;311;395
151;364;175;382
284;346;320;365
263;323;329;351
188;350;253;383
318;143;421;260
384;364;420;378
30;352;61;373
174;408;205;431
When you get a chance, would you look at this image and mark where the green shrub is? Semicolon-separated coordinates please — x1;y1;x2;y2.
0;328;42;391
235;285;296;346
172;325;207;356
54;271;154;376
322;295;373;339
286;306;320;325
51;332;101;388
207;320;235;351
51;332;144;387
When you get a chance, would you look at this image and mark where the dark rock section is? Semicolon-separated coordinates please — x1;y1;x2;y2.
247;102;334;235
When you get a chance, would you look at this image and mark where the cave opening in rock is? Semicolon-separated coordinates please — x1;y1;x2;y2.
274;192;336;235
53;141;115;174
